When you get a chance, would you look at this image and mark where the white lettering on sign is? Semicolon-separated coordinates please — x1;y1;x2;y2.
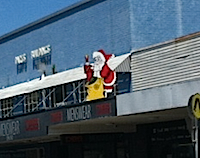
66;105;91;121
0;121;20;141
15;54;26;64
31;45;51;58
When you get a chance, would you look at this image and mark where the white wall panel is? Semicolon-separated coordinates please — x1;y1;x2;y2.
131;35;200;91
117;79;200;116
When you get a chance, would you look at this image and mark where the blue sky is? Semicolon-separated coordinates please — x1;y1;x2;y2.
0;0;81;36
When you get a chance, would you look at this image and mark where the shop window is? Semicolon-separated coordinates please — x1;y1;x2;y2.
17;62;27;74
12;95;25;116
52;85;64;106
79;80;87;102
64;83;74;104
64;81;87;105
49;85;64;107
40;89;54;109
0;98;13;118
50;81;87;107
15;53;27;74
25;92;39;113
51;84;74;107
45;88;56;108
116;72;131;94
33;53;51;70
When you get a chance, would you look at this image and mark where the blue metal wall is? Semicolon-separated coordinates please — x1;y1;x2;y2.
0;0;200;88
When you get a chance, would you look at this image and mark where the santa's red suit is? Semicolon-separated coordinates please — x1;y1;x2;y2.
84;49;116;93
84;55;93;82
100;63;116;92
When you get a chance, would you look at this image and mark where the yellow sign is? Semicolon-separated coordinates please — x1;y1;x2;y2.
189;93;200;119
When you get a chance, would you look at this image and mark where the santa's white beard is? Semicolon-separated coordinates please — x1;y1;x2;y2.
93;62;104;78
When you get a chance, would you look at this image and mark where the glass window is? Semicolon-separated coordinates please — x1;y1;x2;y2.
25;92;39;113
64;83;74;105
15;54;27;74
17;62;27;74
116;72;131;94
64;81;87;105
79;80;87;102
0;98;13;117
55;85;63;103
33;53;51;70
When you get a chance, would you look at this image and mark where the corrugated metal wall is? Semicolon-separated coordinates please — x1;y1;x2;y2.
115;56;131;72
131;35;200;91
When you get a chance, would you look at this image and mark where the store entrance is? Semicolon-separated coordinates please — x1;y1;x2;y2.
62;133;129;158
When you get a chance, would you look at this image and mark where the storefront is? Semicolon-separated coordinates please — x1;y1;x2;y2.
60;133;132;158
0;113;196;158
137;119;195;158
57;119;194;158
0;97;118;158
0;0;200;157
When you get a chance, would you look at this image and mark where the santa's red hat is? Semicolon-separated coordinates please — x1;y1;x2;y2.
93;49;114;62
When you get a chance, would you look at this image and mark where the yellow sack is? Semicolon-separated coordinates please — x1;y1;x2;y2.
86;78;105;101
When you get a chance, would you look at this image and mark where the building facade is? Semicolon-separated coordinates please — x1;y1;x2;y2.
0;0;200;88
0;0;200;157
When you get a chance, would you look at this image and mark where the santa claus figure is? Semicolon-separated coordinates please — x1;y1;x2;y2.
84;49;116;99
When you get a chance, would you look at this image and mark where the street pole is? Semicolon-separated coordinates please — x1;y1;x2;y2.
194;118;198;158
188;93;200;158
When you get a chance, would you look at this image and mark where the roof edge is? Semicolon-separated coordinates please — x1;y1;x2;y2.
0;53;130;100
131;31;200;54
0;0;101;44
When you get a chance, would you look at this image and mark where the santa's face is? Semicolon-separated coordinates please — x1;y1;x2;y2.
92;55;105;78
94;55;105;70
94;55;103;64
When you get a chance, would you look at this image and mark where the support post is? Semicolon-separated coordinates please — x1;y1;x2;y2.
194;118;198;158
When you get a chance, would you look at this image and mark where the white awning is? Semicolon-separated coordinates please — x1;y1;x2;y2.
0;53;130;100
